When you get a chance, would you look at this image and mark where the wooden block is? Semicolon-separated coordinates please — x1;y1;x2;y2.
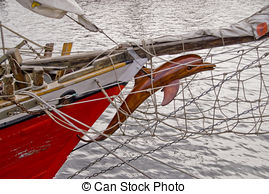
2;74;14;97
0;40;26;65
56;42;73;79
43;43;54;58
33;67;44;87
6;48;22;64
6;48;27;89
61;42;72;56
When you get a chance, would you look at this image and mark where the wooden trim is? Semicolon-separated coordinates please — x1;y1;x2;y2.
0;62;127;108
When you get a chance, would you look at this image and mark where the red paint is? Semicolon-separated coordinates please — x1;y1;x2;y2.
257;22;268;37
0;84;125;179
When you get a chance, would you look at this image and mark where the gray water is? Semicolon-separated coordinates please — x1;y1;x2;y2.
1;0;269;179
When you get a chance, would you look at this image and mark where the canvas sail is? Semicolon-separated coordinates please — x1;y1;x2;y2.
143;5;269;46
16;0;99;32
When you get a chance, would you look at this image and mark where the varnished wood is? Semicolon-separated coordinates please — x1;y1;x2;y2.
56;42;73;79
0;62;127;110
79;54;216;143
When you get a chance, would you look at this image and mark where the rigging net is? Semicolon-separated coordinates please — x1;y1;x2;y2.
59;37;269;179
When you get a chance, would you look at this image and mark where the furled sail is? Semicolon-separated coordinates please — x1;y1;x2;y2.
16;0;99;32
143;5;269;46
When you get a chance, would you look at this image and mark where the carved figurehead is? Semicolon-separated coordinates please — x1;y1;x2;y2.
81;54;216;143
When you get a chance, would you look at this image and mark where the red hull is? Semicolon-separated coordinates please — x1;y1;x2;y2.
0;84;125;179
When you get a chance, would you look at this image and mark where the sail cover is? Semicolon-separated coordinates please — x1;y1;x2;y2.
143;5;269;45
16;0;99;32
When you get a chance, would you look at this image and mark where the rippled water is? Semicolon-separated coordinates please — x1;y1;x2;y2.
1;0;269;179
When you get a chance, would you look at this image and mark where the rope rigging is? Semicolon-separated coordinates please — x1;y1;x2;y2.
66;37;269;178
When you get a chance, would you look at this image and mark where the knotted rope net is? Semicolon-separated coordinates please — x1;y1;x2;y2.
62;37;269;179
